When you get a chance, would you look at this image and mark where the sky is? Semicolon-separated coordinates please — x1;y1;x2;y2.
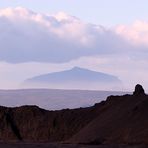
0;1;148;91
1;0;148;26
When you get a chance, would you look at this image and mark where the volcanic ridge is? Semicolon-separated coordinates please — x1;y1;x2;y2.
0;84;148;146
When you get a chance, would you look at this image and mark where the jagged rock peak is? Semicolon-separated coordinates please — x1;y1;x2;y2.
133;84;145;95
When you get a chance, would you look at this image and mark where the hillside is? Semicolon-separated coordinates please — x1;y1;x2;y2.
0;104;100;142
0;84;148;146
69;84;148;145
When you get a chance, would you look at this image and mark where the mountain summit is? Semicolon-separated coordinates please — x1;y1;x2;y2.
23;67;122;90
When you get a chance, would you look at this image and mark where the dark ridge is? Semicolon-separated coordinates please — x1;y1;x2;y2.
0;104;100;142
0;84;148;146
69;84;148;145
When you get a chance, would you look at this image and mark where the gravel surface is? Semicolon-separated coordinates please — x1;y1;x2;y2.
0;143;147;148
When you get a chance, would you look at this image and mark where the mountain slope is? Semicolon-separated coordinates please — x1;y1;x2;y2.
24;67;122;90
69;85;148;145
0;104;101;142
0;85;148;145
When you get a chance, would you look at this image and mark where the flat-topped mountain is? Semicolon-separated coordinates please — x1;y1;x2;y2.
24;67;122;90
0;84;148;146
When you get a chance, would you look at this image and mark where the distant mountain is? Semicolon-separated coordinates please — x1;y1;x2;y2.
0;89;126;110
23;67;122;90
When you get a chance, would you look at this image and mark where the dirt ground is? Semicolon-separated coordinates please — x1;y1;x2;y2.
0;143;147;148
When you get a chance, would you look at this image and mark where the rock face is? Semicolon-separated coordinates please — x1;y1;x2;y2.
0;85;148;145
133;84;145;96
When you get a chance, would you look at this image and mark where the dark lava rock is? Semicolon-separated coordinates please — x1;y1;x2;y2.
69;85;148;145
133;84;145;96
0;105;99;142
1;85;148;146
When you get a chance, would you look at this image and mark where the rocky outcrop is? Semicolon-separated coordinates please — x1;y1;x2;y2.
133;84;145;96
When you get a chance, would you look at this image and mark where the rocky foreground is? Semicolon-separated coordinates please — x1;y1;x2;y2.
0;84;148;147
0;143;147;148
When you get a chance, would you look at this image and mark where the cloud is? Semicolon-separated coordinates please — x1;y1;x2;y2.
0;7;136;63
115;21;148;46
0;7;148;91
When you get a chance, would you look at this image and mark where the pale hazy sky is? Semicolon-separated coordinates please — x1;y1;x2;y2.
0;0;148;26
0;1;148;91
